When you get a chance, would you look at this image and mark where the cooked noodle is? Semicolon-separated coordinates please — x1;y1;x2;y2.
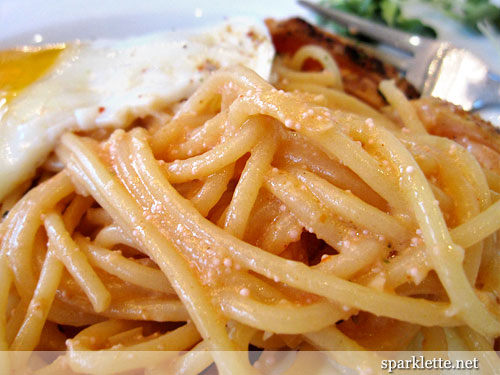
1;43;499;374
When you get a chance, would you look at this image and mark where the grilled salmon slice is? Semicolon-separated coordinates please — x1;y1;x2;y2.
266;17;419;109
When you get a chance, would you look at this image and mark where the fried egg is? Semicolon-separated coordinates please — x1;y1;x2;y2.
0;18;275;200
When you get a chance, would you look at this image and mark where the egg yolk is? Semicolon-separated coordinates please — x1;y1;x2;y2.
0;45;65;116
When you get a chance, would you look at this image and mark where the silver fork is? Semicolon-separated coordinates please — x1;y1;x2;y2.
298;0;500;112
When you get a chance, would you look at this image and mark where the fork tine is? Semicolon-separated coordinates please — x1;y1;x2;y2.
298;0;424;54
357;43;411;72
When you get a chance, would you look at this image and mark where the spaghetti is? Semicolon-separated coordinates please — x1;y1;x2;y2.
0;38;500;375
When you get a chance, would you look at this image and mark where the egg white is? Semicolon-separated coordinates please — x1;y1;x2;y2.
0;17;275;200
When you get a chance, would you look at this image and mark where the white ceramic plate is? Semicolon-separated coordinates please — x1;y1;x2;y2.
0;0;307;47
1;0;498;123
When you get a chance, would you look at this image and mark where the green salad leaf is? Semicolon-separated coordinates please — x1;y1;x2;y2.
317;0;500;37
429;0;500;31
318;0;437;37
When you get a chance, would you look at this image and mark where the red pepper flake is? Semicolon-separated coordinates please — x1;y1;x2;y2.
196;58;220;72
98;106;106;113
